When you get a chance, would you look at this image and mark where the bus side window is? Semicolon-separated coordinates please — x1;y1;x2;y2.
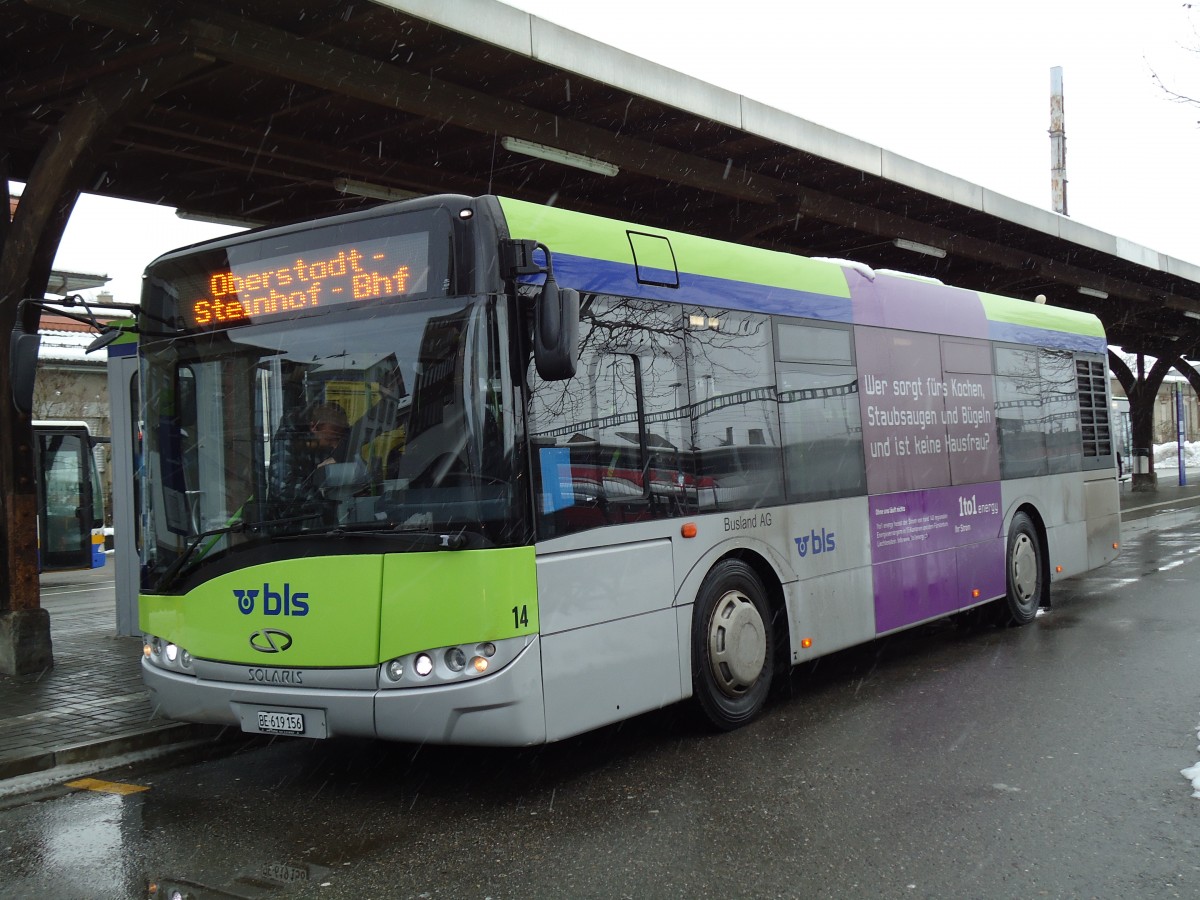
686;308;784;511
995;345;1048;479
528;295;690;537
775;320;866;502
1041;348;1082;474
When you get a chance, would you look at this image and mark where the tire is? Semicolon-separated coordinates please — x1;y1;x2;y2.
1001;511;1044;626
691;559;775;731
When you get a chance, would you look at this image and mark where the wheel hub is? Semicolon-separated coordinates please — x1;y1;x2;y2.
1011;533;1038;606
707;590;767;697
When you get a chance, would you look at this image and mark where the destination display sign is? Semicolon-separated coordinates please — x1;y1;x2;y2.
182;231;432;329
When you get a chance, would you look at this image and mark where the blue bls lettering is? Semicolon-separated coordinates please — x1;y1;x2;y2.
795;528;836;559
233;583;309;616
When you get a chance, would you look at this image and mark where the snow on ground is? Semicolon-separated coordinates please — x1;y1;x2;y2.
1152;440;1200;471
1184;723;1200;799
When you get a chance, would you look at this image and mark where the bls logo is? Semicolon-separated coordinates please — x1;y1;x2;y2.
795;528;836;558
233;583;310;617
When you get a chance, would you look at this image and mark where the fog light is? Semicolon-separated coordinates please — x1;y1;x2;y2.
414;653;433;677
445;647;467;672
386;659;404;681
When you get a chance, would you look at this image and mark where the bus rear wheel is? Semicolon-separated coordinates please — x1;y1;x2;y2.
691;559;775;731
1001;511;1043;626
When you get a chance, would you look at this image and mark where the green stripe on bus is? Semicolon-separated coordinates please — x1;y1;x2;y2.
979;291;1106;337
140;548;539;667
139;555;385;667
379;546;538;660
499;197;851;298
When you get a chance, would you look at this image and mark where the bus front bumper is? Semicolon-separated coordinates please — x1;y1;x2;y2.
141;637;548;746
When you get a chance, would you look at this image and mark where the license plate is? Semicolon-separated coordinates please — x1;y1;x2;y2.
261;862;310;884
256;710;305;734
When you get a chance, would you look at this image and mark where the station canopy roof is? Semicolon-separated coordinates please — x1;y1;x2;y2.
4;0;1200;357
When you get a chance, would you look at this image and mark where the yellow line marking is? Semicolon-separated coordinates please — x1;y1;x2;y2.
65;777;150;795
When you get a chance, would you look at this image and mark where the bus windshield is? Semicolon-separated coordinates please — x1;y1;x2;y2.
139;297;519;590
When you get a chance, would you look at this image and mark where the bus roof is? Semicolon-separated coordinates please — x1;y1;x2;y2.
498;196;1107;354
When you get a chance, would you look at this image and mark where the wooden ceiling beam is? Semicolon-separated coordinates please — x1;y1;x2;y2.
26;0;777;205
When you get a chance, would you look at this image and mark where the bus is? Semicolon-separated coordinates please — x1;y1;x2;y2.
132;194;1119;745
33;420;107;572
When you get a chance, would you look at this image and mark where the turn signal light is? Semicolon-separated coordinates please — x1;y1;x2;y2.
681;522;698;538
971;589;980;598
1056;565;1063;573
472;656;489;673
800;638;813;649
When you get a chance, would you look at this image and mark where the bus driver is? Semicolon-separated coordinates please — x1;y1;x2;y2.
269;401;351;518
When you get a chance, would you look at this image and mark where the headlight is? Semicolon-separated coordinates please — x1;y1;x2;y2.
143;635;161;659
378;635;533;689
142;634;195;675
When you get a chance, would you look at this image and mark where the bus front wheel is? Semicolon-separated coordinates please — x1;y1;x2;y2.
691;559;774;731
1001;512;1043;626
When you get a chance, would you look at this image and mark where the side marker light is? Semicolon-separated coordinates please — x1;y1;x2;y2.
681;522;698;538
971;589;980;598
800;638;813;649
1055;565;1063;573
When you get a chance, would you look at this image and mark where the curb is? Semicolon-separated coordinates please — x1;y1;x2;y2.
0;722;222;782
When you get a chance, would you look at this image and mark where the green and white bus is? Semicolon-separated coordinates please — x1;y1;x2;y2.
134;194;1119;745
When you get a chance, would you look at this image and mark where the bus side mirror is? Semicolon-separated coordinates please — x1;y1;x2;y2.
533;276;579;381
10;325;41;414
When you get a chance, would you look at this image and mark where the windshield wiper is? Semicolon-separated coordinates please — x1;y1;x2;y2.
155;512;323;590
156;521;245;592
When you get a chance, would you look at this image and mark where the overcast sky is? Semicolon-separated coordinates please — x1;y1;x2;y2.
42;0;1200;304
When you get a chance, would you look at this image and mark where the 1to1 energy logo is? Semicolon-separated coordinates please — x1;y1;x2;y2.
234;583;310;616
795;527;836;559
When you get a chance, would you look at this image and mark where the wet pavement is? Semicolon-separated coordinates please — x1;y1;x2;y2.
2;474;1199;786
0;564;215;783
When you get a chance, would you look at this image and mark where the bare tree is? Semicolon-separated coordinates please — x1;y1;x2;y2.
1150;5;1200;115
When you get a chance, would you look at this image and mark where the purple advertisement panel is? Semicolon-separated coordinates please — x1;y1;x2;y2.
848;272;989;338
857;327;950;495
870;482;1004;633
941;338;1000;484
956;541;1006;608
873;552;959;633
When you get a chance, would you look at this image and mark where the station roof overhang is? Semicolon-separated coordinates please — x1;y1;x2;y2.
4;0;1200;360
